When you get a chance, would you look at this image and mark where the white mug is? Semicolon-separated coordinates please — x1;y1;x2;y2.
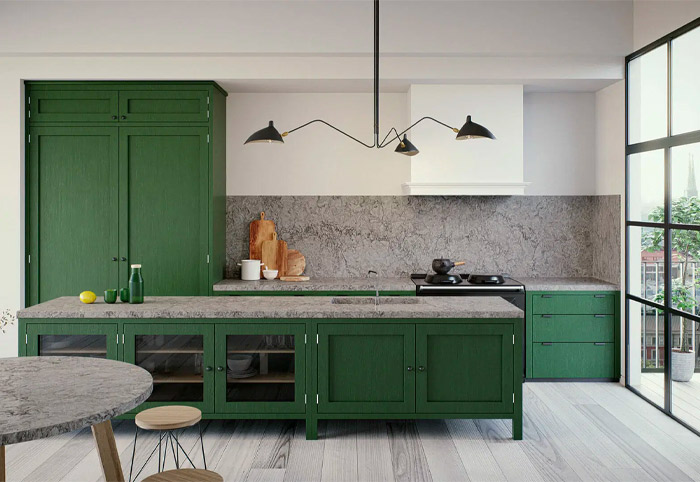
237;259;265;280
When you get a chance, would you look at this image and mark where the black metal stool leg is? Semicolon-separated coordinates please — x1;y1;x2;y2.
128;427;138;482
200;422;207;470
168;431;179;469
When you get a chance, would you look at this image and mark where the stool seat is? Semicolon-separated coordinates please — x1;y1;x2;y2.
135;406;202;431
143;468;223;482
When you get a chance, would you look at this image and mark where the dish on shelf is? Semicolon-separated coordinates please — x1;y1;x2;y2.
227;366;258;379
227;354;254;372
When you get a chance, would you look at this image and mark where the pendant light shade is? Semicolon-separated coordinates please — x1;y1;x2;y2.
394;135;419;156
456;115;496;140
244;121;284;144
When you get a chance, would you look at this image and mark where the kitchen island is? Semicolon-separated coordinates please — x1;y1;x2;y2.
18;295;523;440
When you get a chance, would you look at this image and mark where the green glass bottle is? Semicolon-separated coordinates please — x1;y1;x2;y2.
128;264;144;304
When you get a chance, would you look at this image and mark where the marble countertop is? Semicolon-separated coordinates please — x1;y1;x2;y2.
514;277;619;291
0;356;152;445
214;276;618;293
213;277;415;292
18;295;523;320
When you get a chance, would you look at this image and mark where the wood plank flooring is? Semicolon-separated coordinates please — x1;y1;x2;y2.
4;383;700;482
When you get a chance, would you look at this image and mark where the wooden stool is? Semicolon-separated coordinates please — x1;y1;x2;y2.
143;468;223;482
129;406;206;482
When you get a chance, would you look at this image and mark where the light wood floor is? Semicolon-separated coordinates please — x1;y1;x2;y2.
638;372;700;430
5;382;700;482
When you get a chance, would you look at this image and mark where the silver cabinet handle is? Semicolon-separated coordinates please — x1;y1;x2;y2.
418;366;425;372
407;366;413;371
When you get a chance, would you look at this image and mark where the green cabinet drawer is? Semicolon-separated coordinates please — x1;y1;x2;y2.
532;342;614;378
532;293;615;315
533;315;615;343
119;90;209;122
29;90;118;122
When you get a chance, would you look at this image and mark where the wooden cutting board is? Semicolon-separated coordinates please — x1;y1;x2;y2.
261;232;287;278
280;276;310;282
287;249;306;276
249;212;275;260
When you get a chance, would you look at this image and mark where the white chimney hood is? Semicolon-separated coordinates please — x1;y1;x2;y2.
404;85;526;195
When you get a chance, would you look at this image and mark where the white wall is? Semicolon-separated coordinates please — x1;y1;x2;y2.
524;93;596;195
634;0;700;50
227;93;409;195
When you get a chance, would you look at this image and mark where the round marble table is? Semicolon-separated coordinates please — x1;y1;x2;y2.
0;356;153;482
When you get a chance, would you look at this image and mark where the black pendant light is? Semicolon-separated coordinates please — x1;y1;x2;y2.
394;135;419;156
456;115;496;140
244;121;284;144
245;0;495;155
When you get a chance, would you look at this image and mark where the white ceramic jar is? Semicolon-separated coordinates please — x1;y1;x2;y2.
237;259;265;280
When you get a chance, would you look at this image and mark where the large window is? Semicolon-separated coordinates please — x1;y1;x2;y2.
626;18;700;435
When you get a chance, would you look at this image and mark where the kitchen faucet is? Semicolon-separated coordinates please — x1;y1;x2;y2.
367;270;379;304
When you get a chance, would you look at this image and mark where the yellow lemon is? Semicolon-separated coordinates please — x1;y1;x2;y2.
79;291;97;304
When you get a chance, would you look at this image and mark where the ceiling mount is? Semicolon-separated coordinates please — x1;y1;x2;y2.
244;0;495;155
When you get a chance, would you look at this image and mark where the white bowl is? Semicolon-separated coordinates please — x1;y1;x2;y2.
262;269;278;280
227;355;254;372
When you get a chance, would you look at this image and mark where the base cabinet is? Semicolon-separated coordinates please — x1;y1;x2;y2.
20;317;522;440
526;291;621;380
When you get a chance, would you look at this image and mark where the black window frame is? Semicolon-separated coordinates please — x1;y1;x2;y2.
625;16;700;436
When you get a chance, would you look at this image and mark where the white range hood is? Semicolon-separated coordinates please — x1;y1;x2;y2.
404;84;527;195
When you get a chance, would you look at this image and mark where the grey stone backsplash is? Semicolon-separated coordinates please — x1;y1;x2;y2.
226;196;621;285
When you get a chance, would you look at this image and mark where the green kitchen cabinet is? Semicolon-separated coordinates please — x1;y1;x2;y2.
526;290;621;380
27;127;119;305
27;90;119;123
25;322;119;360
119;127;209;295
317;323;416;414
118;90;210;123
123;323;215;413
215;324;306;414
25;82;227;304
416;324;514;414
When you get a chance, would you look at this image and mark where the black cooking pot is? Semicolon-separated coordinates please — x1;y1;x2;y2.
432;258;465;275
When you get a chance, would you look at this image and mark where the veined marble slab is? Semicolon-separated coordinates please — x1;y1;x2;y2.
516;277;619;291
213;277;415;292
18;296;523;320
0;357;152;445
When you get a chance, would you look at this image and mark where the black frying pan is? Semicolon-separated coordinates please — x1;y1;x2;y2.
432;258;465;275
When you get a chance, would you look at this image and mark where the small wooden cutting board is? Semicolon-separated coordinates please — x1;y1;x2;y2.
287;249;306;276
261;232;287;278
249;212;275;260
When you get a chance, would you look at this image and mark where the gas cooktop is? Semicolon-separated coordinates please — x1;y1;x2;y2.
411;273;525;294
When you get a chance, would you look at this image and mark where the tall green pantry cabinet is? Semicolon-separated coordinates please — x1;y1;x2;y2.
26;82;228;305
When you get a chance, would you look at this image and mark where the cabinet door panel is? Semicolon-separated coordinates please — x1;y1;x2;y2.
26;323;118;359
119;91;209;122
532;293;615;315
119;127;209;295
416;324;514;414
124;323;214;413
29;90;118;122
533;314;615;343
215;324;306;414
28;127;119;305
317;324;415;414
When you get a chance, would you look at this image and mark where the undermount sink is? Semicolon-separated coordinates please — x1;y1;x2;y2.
331;297;421;305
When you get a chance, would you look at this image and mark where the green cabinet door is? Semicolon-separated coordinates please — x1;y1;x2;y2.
215;324;306;414
532;342;615;378
416;324;514;414
317;323;415;414
119;90;209;123
119;127;209;295
28;90;119;123
26;323;118;359
28;127;119;305
123;323;215;413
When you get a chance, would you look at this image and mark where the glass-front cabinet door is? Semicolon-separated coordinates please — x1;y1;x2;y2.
215;324;306;414
123;323;214;413
26;323;118;359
